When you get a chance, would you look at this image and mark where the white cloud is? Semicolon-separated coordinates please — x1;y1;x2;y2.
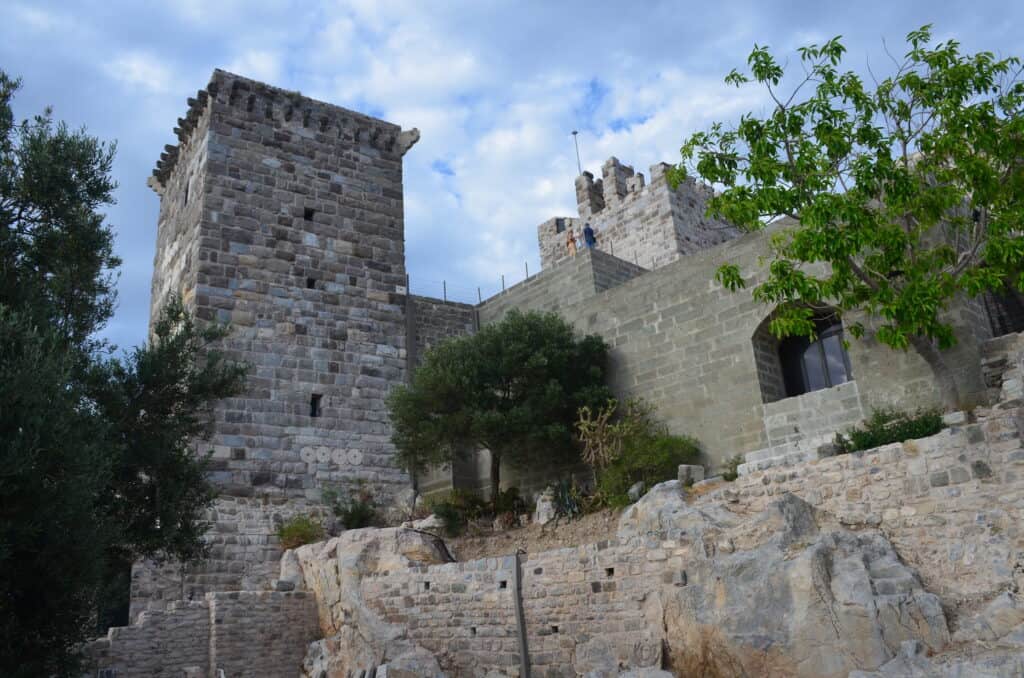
226;50;283;83
105;51;180;94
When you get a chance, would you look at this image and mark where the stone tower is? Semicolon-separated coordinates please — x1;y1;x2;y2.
537;157;739;270
137;71;420;610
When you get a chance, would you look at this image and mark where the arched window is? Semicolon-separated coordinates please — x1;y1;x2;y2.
778;316;852;397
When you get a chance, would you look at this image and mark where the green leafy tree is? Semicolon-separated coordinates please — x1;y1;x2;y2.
388;309;612;504
670;26;1024;407
0;71;247;676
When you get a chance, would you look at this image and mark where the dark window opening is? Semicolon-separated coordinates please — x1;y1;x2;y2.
423;581;430;591
470;627;476;636
551;625;559;634
778;316;852;398
349;275;358;286
555;217;566;233
306;277;316;290
499;580;507;589
310;394;322;418
304;207;315;221
605;567;615;578
985;288;1024;337
183;177;190;205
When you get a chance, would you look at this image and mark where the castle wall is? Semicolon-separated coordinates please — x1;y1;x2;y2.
479;234;991;471
87;591;318;678
352;401;1024;676
408;294;477;368
128;496;328;619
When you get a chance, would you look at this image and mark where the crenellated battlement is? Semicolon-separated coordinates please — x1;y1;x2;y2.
540;155;737;270
148;70;419;193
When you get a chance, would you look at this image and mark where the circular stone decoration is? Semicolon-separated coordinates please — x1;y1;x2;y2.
331;448;348;465
316;446;331;463
299;447;316;464
346;449;363;466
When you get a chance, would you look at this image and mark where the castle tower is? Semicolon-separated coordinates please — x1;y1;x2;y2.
537;157;739;270
149;70;420;502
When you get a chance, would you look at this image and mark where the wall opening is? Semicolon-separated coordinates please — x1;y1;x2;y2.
310;394;322;418
306;277;316;290
753;308;852;402
555;217;566;233
304;207;315;221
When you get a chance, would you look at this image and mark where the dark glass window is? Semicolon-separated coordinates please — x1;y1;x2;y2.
778;317;852;397
555;218;566;233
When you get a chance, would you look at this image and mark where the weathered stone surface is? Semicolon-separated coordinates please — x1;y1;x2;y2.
627;480;646;502
533;487;556;525
293;528;452;677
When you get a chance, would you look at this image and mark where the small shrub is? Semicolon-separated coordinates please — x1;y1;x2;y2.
493;487;529;515
721;454;744;482
834;408;944;453
276;514;325;550
597;433;700;507
322;484;378;530
552;478;585;519
427;489;488;537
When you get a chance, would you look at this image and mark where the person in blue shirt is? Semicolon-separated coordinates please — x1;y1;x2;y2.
583;222;597;249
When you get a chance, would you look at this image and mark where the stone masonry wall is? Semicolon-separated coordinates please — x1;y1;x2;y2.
129;496;328;619
537;158;739;271
137;70;421;615
729;403;1024;600
408;294;477;368
354;400;1024;676
177;69;417;501
360;537;666;676
87;591;317;678
481;226;992;470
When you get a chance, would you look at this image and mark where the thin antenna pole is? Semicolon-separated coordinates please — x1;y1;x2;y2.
571;130;582;175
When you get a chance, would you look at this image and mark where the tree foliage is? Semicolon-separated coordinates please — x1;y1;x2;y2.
670;26;1024;406
387;309;612;503
0;71;247;676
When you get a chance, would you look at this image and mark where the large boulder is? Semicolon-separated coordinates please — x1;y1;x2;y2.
620;487;951;678
294;527;452;678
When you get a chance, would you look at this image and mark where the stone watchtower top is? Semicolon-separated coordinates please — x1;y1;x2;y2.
147;69;420;194
537;156;739;270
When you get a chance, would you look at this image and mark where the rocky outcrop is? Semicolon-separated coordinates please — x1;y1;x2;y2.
623;484;950;677
290;527;452;678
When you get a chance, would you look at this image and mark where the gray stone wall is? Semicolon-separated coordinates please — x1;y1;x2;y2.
87;591;317;678
129;496;329;619
408;294;477;368
480;230;991;471
538;158;739;271
360;536;665;676
139;68;420;614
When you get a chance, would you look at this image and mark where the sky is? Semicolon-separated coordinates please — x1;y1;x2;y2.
1;0;1021;350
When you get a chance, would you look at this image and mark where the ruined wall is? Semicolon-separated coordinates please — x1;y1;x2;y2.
538;158;739;271
361;537;666;676
129;496;327;619
87;591;318;678
480;230;992;470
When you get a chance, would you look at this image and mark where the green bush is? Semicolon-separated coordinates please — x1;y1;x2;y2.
552;478;585;519
493;487;529;515
276;514;325;550
427;489;489;537
597;433;700;507
721;454;744;482
323;484;378;530
835;408;944;453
